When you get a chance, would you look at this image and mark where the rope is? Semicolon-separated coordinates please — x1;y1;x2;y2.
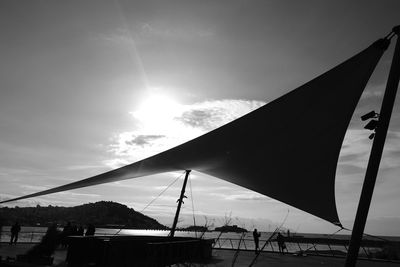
288;225;392;255
140;171;185;213
385;31;396;41
341;226;393;243
301;225;393;254
188;174;197;238
302;227;344;253
248;209;290;266
384;26;399;41
232;231;246;267
113;171;185;236
248;226;280;267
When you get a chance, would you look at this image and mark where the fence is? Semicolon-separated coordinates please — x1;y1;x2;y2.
213;236;400;261
214;237;351;256
1;230;398;261
1;230;48;244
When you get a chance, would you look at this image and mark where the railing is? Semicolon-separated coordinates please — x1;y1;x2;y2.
0;229;118;244
0;230;387;255
1;230;398;262
212;237;393;260
0;230;48;244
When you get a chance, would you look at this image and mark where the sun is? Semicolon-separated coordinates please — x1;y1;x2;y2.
132;92;182;130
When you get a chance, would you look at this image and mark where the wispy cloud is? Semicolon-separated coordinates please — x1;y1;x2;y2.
224;192;271;202
0;168;24;176
339;129;373;169
65;164;105;171
361;84;385;99
361;90;384;99
96;23;215;48
125;135;165;147
107;99;265;164
57;191;101;198
103;158;131;169
20;185;48;191
177;100;265;130
337;129;400;178
139;23;215;40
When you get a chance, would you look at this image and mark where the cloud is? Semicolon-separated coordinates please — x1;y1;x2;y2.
225;193;271;202
103;158;130;169
65;164;104;171
57;191;101;198
337;129;400;175
176;99;265;131
360;84;385;100
125;135;165;147
20;185;48;191
0;167;29;176
361;90;384;99
139;23;215;40
178;109;223;130
339;153;363;163
339;129;372;169
340;216;400;236
336;164;365;175
380;131;400;169
96;29;133;45
106;99;265;164
96;23;215;48
205;189;277;203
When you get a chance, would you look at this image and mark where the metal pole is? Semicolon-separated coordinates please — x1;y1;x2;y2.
170;170;191;237
345;26;400;267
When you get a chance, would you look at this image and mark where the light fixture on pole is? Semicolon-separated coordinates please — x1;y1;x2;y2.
361;111;379;139
361;110;378;121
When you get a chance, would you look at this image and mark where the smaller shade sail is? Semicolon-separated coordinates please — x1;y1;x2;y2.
1;40;389;225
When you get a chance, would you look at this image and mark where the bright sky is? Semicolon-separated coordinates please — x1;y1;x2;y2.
1;0;399;235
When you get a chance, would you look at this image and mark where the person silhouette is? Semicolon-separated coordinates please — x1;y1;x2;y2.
61;222;72;248
0;216;3;244
253;229;261;254
277;232;286;254
9;221;21;245
77;225;84;236
85;224;95;236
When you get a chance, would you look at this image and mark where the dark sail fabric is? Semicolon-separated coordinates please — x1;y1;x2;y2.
1;40;388;225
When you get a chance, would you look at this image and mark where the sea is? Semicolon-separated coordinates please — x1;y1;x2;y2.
1;226;399;255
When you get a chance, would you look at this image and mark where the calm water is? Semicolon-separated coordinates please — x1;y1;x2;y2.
1;226;398;255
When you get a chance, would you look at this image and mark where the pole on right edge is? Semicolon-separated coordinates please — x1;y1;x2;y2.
345;26;400;267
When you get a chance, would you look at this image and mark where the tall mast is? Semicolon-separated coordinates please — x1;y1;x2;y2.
345;26;400;267
170;170;191;237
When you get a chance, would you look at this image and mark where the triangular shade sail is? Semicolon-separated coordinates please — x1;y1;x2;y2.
1;40;388;225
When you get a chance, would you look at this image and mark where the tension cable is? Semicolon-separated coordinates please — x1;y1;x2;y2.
140;171;185;213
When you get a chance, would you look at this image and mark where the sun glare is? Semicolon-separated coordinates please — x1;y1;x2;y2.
132;92;182;130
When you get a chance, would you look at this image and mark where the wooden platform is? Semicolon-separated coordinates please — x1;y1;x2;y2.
66;235;213;266
211;249;400;267
1;242;399;266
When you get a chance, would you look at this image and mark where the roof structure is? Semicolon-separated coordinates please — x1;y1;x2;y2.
0;40;388;225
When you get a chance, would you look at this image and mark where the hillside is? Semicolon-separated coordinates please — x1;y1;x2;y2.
214;225;248;233
0;201;166;229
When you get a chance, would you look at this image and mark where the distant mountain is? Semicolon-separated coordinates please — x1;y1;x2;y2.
0;201;167;229
182;225;209;232
214;225;248;233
